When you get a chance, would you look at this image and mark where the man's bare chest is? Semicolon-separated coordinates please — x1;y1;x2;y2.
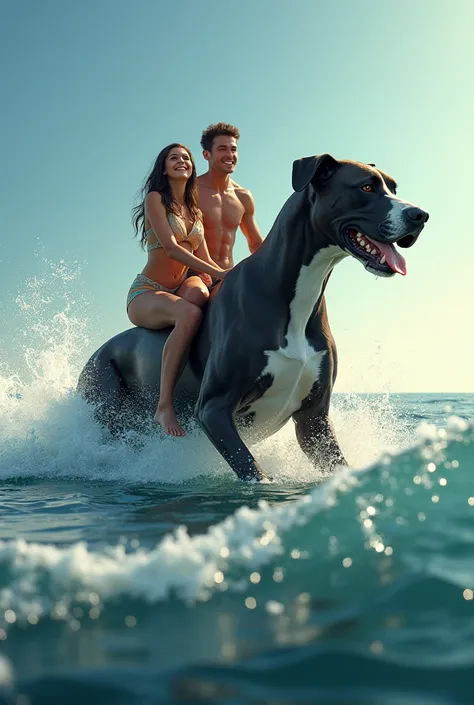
200;191;245;231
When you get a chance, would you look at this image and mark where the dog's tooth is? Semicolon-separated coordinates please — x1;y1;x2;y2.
365;244;371;252
360;239;366;246
371;248;377;255
380;255;386;264
356;233;362;241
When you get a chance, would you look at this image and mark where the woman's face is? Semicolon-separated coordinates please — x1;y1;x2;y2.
164;146;193;181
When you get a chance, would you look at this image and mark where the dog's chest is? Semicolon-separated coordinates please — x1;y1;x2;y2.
240;247;343;439
246;333;326;436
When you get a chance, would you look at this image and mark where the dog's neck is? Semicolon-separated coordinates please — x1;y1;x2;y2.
254;191;347;319
289;244;347;337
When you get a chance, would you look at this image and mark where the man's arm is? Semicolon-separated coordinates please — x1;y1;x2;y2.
239;190;264;254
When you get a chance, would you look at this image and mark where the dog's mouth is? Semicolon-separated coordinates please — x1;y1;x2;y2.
343;228;408;277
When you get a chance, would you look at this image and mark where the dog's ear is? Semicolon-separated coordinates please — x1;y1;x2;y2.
292;154;340;192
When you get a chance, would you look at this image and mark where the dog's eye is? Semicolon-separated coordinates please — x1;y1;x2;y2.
361;184;373;192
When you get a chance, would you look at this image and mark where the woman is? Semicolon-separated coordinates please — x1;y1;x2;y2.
128;143;229;437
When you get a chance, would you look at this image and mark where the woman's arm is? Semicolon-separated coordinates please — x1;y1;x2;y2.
193;236;222;271
191;238;224;286
146;193;228;279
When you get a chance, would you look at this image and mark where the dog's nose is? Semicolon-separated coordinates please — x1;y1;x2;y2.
404;207;429;224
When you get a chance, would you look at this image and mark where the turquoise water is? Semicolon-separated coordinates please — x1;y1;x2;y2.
1;270;473;703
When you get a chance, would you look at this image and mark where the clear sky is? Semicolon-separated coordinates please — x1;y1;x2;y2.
1;0;472;392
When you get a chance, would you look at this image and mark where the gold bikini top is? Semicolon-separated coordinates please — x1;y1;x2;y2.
146;211;204;252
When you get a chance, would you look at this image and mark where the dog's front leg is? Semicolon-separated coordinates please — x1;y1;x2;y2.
196;396;267;481
293;405;347;473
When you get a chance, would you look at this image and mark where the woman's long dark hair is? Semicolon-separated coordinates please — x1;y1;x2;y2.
131;143;200;249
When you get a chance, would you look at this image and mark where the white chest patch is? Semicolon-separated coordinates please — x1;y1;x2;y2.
244;246;345;440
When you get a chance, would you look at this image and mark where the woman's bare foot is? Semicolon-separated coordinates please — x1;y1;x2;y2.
154;405;186;437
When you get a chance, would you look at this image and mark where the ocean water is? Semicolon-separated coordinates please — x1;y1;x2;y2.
1;264;473;704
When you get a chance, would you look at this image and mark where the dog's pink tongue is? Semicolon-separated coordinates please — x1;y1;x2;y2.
368;238;407;275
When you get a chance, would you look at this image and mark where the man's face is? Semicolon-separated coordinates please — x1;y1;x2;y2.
204;135;238;174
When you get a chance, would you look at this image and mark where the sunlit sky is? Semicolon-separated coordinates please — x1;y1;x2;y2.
1;0;472;392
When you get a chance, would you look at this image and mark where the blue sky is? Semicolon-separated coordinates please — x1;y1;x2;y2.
1;0;472;392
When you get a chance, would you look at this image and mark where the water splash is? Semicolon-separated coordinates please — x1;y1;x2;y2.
1;258;417;485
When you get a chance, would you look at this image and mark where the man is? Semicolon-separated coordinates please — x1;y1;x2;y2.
196;123;263;292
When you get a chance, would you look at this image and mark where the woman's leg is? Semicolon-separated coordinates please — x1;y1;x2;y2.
153;278;210;433
127;290;203;436
176;275;210;307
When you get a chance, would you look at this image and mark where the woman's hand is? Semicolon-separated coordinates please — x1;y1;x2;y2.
212;267;232;280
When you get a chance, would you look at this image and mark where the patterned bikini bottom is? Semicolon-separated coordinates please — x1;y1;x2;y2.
126;273;181;310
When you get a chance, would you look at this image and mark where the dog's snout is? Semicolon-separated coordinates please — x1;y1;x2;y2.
404;206;429;224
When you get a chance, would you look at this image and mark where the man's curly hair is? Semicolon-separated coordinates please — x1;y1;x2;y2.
200;122;240;152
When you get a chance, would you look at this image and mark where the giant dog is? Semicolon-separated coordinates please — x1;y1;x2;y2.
77;154;429;481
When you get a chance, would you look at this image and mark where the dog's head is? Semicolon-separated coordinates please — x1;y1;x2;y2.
292;154;429;277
